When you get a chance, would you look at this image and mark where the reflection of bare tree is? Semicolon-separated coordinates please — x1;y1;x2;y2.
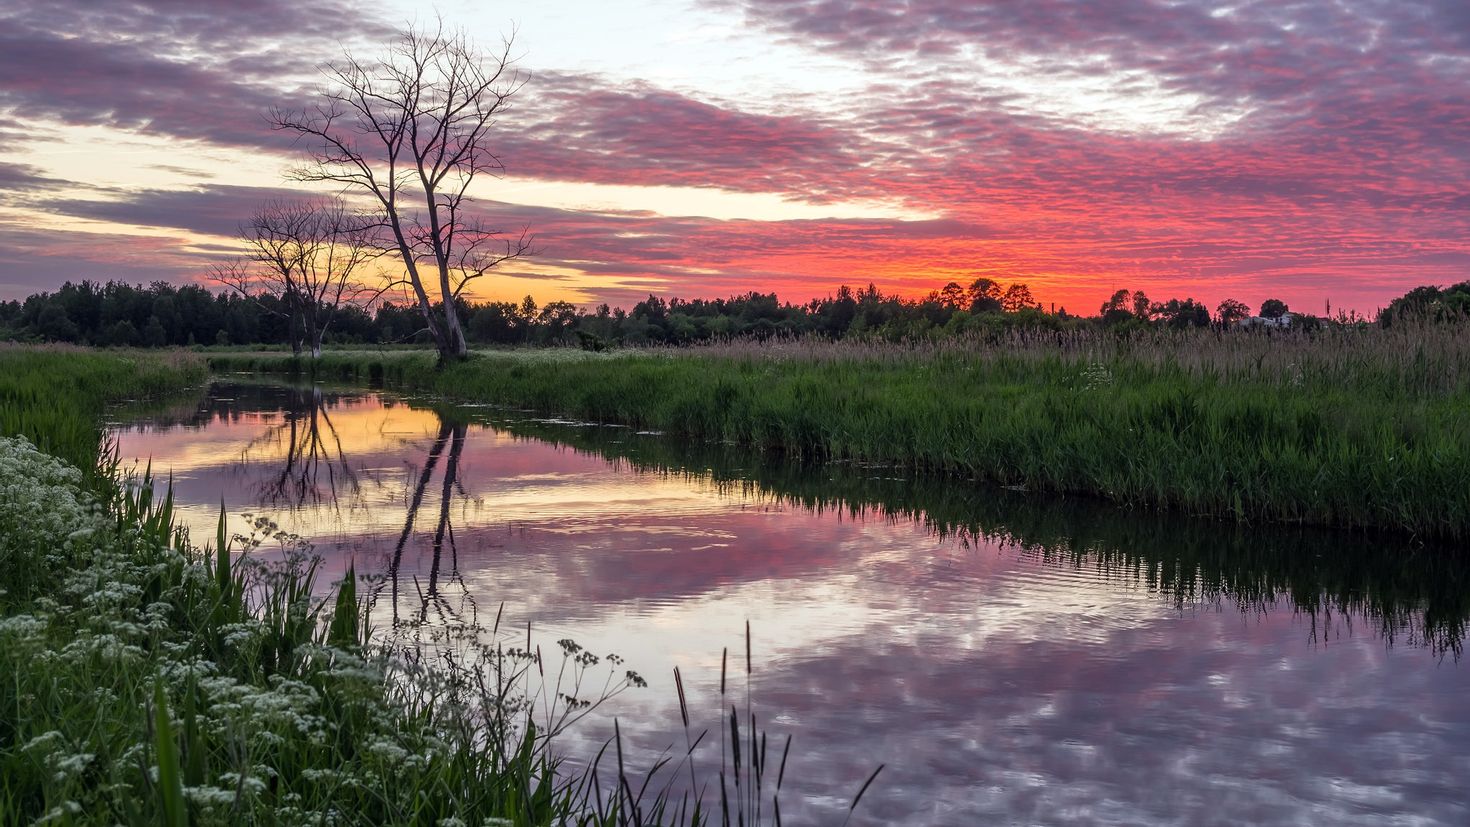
387;416;472;626
423;421;468;624
245;385;360;509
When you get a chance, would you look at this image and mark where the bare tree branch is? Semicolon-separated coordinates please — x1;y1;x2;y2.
269;22;531;361
209;198;379;357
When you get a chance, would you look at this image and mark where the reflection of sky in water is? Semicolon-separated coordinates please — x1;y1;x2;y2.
111;384;1470;826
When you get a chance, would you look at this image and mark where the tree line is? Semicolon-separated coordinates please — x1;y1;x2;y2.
5;276;1460;350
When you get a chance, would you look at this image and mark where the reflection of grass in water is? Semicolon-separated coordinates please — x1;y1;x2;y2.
457;407;1470;658
210;321;1470;539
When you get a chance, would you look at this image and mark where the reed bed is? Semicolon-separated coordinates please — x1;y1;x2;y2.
212;322;1470;539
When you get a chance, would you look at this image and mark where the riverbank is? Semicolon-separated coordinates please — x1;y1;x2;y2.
0;348;644;824
472;408;1469;655
210;323;1470;539
1;345;208;479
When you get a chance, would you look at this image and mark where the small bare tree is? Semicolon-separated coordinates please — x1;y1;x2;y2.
211;199;376;357
270;22;532;362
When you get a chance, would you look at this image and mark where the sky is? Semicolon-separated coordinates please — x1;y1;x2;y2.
1;0;1467;315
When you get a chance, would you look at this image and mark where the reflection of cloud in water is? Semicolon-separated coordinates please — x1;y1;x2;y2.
110;381;1470;826
767;610;1470;826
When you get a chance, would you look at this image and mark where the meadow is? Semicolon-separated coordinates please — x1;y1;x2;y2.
211;321;1470;539
0;346;208;479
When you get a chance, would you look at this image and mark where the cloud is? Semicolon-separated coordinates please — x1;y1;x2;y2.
0;161;64;193
48;185;304;238
7;0;395;69
0;220;218;295
2;0;1468;313
503;72;882;199
0;24;286;150
28;175;1470;315
713;0;1463;115
0;0;391;149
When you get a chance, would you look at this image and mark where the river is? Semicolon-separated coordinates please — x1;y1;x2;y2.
108;379;1470;825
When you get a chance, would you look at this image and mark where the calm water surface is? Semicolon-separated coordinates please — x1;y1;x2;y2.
110;381;1470;825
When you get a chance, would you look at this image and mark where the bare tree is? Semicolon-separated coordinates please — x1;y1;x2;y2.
211;205;309;356
270;22;533;362
296;200;378;356
211;199;377;358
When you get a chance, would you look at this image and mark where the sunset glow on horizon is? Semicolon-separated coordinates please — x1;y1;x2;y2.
2;0;1467;315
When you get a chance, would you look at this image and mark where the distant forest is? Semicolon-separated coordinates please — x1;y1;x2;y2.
1;277;1465;350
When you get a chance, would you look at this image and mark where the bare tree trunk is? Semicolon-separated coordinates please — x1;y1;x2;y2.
289;306;304;357
305;299;323;359
441;297;469;360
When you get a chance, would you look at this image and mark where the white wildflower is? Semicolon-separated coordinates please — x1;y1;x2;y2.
34;801;83;824
52;751;94;779
22;731;66;755
183;785;238;807
218;772;269;795
365;737;410;764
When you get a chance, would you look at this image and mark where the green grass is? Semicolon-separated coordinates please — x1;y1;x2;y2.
211;322;1470;539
